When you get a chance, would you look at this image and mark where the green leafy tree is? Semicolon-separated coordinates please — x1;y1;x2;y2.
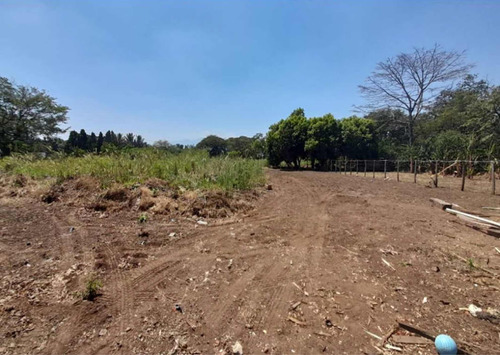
97;132;104;152
267;108;309;168
305;114;341;169
196;135;227;156
134;135;147;148
340;116;377;159
77;129;88;150
366;108;408;159
89;132;97;152
0;76;69;156
65;130;79;153
266;122;283;167
226;136;254;157
432;130;468;160
125;133;135;147
425;75;500;159
249;133;267;159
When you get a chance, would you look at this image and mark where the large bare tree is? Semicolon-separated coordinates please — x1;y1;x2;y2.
359;44;473;148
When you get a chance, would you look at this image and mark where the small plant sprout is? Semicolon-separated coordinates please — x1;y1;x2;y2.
467;258;476;270
78;274;103;301
138;213;148;223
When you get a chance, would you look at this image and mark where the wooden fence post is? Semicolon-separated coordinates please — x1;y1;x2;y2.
396;161;400;182
414;160;418;183
350;161;352;175
372;160;375;179
461;162;466;191
344;160;347;175
364;160;367;177
492;161;496;195
356;160;359;175
434;160;438;188
384;160;387;179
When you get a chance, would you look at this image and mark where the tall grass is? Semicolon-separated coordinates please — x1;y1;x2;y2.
0;149;266;190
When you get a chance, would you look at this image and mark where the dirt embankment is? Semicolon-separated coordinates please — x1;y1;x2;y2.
0;170;499;354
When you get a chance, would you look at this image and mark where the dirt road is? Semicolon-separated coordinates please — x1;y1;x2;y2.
1;170;499;354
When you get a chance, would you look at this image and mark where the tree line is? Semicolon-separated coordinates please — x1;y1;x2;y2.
65;129;147;154
266;109;376;169
1;45;498;164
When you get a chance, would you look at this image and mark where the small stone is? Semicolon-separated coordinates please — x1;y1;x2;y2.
99;329;108;336
197;220;208;225
168;232;176;237
232;341;243;355
266;184;273;191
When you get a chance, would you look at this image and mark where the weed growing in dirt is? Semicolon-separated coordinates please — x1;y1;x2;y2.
0;149;266;190
77;275;103;301
467;258;477;270
138;213;148;223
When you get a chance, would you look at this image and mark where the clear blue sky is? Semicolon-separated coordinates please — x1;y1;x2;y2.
1;0;499;145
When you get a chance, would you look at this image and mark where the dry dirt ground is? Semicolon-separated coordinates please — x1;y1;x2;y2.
1;169;500;355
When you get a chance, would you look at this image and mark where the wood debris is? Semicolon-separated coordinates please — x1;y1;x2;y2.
382;258;396;271
287;316;306;326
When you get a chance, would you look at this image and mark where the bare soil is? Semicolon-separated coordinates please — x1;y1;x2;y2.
1;170;500;354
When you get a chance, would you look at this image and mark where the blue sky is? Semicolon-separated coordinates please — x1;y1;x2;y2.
1;0;499;145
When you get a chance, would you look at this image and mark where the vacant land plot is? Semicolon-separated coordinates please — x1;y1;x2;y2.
1;170;499;354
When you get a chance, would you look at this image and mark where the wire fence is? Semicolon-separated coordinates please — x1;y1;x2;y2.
330;159;498;195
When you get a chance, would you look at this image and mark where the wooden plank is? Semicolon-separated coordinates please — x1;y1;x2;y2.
429;198;452;210
446;208;500;229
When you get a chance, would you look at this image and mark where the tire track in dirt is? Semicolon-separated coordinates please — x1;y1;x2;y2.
47;212;98;355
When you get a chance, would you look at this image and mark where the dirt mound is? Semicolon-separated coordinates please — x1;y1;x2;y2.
188;191;256;218
103;186;130;202
4;175;260;218
41;184;64;203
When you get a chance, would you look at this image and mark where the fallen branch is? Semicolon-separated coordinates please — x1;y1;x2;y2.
391;335;432;345
314;331;332;337
439;160;459;175
397;321;489;355
339;245;359;256
292;282;309;296
365;330;382;340
378;324;399;347
287;316;306;326
385;344;402;352
382;258;396;271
